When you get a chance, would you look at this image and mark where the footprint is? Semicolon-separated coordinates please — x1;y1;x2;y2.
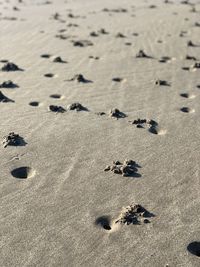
180;93;195;99
180;107;195;113
49;94;64;99
187;242;200;257
11;166;35;179
29;101;41;107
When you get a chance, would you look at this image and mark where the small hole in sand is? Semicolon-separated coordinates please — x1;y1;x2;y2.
180;107;194;113
95;216;112;231
44;73;55;78
11;167;35;179
187;242;200;257
50;94;63;99
29;101;40;107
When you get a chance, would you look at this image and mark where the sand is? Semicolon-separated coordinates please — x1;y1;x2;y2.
0;0;200;266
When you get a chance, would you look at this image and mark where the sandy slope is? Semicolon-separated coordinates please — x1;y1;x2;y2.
0;0;200;266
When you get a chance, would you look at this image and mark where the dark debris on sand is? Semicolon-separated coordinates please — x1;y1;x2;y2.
186;55;197;60
0;91;14;102
72;40;93;47
136;50;153;58
193;62;200;69
112;77;123;82
1;62;23;71
52;56;67;63
3;132;26;148
0;80;18;88
68;102;88;111
130;119;159;134
67;74;92;83
104;159;140;177
155;79;170;86
48;105;66;113
109;108;126;119
115;204;154;225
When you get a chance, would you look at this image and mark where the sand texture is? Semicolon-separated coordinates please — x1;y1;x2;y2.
0;0;200;266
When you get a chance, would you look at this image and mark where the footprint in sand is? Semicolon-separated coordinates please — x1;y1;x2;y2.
187;241;200;257
11;166;35;179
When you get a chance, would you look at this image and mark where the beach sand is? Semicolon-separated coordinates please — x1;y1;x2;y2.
0;0;200;266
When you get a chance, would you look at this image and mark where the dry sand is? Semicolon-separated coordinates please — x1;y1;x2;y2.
0;0;200;266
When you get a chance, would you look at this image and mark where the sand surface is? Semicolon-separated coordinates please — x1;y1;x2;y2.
0;0;200;266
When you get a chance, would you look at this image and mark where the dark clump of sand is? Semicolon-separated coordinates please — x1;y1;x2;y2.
3;132;26;148
68;102;88;111
48;105;66;113
0;91;14;102
104;159;140;177
67;74;92;83
115;204;154;225
109;108;126;119
0;80;18;88
1;62;23;71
